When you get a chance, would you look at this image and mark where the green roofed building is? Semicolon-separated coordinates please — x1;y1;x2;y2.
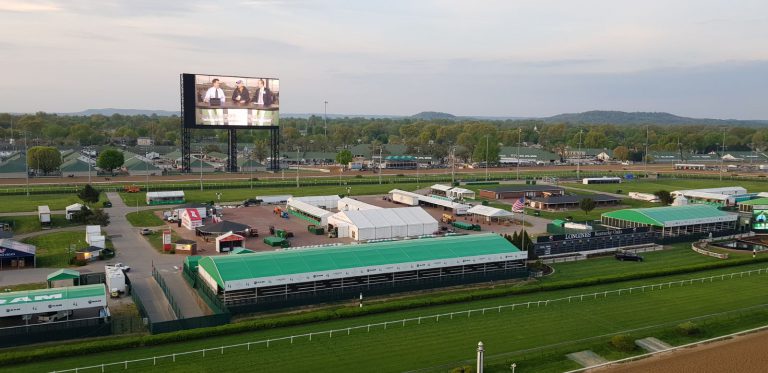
737;197;768;213
197;234;527;312
0;284;106;318
601;205;738;239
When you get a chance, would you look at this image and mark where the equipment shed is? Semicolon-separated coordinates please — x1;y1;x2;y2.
0;239;36;269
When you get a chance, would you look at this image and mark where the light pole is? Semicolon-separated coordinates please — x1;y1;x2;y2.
86;145;92;185
516;127;522;181
378;146;383;185
199;146;204;191
323;101;328;139
144;146;149;191
476;341;484;373
576;129;583;180
416;146;421;189
451;145;456;186
485;134;489;181
295;146;300;188
720;128;726;181
23;131;29;196
644;125;649;178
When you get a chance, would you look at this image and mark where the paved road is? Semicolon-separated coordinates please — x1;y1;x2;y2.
104;192;210;319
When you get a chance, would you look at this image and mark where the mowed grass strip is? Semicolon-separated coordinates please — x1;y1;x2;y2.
0;214;79;234
125;209;166;227
21;231;113;268
119;182;424;205
565;178;768;195
0;194;107;213
12;265;768;373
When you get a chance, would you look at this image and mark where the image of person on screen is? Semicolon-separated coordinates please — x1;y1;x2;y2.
232;79;250;105
253;79;273;107
202;79;225;125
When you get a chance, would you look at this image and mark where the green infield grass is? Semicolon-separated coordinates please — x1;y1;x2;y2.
0;214;80;234
0;194;107;213
21;231;114;267
126;209;166;227
119;182;424;206
565;178;768;195
8;263;768;373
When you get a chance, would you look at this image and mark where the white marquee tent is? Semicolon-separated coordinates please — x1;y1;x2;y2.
328;207;438;241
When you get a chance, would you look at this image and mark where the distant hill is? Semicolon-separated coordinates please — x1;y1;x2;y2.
62;108;179;116
411;111;458;120
542;110;768;126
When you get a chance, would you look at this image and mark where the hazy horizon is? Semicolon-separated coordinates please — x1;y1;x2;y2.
1;1;767;119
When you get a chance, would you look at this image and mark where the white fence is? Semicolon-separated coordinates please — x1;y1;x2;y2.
50;267;768;373
692;241;729;259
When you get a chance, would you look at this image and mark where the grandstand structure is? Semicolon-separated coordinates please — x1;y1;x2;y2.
601;205;738;239
196;234;527;312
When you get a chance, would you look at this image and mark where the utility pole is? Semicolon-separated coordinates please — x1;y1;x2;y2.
451;145;456;186
378;146;383;185
87;146;92;185
516;127;522;181
577;129;583;180
296;146;300;188
323;101;328;139
720;128;726;181
485;135;489;181
23;131;29;196
644;126;649;178
416;146;421;189
145;145;149;191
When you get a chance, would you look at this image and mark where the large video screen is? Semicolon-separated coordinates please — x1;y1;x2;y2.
753;210;768;231
181;74;279;128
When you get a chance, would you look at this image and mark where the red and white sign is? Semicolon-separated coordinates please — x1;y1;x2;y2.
163;229;172;251
181;208;203;230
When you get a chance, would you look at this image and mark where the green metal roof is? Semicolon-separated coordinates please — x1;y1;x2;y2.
199;233;520;288
60;158;91;172
46;269;80;282
0;284;104;306
601;205;732;227
230;248;255;255
123;156;161;171
739;198;768;206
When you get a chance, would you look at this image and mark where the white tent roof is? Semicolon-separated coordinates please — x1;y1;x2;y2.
37;206;51;214
450;187;474;195
337;197;381;211
430;184;453;192
331;207;437;229
389;189;471;210
66;203;85;211
467;205;514;218
147;191;185;198
287;199;334;219
290;195;341;208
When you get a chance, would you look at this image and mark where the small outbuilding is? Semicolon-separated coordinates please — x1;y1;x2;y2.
216;232;245;253
181;208;204;230
46;269;80;288
174;239;198;255
0;239;36;269
65;203;87;220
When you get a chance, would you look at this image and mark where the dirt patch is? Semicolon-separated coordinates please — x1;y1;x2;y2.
602;329;768;373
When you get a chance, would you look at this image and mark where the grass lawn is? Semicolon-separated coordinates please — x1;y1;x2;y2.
9;262;768;373
126;209;166;227
1;282;46;292
21;231;114;268
566;179;768;195
120;183;425;206
0;193;108;213
0;214;80;235
542;243;731;284
143;230;182;253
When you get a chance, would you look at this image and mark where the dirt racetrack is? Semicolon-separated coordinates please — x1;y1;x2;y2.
603;329;768;373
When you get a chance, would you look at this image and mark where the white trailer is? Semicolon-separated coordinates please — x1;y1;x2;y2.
105;266;127;295
38;205;51;229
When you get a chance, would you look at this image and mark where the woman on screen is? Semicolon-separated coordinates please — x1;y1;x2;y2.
232;79;251;105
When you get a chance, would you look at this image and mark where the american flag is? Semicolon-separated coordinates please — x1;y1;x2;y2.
512;197;525;213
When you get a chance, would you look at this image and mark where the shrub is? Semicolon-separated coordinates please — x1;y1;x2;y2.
675;321;701;336
355;174;363;179
610;334;636;352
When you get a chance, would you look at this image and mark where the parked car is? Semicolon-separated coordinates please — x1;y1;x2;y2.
102;201;112;208
140;228;153;236
615;252;644;262
38;310;73;323
113;263;131;272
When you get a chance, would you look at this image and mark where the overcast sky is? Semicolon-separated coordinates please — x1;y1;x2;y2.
1;0;767;118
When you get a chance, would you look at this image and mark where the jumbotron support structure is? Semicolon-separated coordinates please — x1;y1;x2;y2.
227;129;238;172
270;126;280;171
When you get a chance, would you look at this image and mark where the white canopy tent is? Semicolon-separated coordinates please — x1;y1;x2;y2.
328;207;438;241
289;195;341;210
448;187;476;200
467;205;514;223
287;199;334;225
337;197;382;211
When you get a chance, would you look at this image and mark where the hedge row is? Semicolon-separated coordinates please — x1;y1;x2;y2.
3;255;767;366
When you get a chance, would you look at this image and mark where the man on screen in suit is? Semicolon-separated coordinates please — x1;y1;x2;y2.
253;79;273;107
202;79;225;125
